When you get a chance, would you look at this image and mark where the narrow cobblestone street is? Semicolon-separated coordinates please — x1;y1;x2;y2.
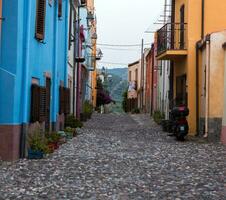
0;114;226;200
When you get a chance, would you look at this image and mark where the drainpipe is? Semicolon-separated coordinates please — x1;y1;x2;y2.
222;43;226;143
201;0;205;39
72;1;77;116
151;45;154;115
204;38;210;138
141;39;144;111
20;0;32;158
64;1;69;87
195;42;200;136
76;5;81;119
52;2;59;130
195;0;205;136
162;61;165;117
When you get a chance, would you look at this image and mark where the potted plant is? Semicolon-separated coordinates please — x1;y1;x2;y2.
28;130;49;159
131;108;140;114
65;127;76;139
65;115;83;128
45;132;61;150
80;113;87;122
153;111;165;125
57;131;67;144
83;100;93;120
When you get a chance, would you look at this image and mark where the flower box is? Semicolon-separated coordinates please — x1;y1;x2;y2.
28;149;44;159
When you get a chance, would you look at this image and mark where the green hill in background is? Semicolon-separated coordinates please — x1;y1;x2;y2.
106;68;128;113
107;68;128;81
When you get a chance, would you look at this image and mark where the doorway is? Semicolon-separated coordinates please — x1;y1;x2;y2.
45;77;51;130
176;74;187;106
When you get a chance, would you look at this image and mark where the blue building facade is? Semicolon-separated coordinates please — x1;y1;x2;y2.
0;0;69;160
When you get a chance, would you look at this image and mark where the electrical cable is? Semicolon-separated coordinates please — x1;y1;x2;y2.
97;61;129;66
97;43;151;47
100;47;140;51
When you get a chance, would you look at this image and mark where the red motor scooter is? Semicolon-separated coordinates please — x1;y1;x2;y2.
171;105;189;141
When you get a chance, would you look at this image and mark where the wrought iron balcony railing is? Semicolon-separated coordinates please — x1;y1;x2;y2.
157;23;187;56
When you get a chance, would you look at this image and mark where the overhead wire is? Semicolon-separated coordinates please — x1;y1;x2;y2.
97;43;151;47
100;47;140;52
97;61;129;66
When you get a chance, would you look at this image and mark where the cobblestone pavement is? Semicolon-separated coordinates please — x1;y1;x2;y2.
0;113;226;200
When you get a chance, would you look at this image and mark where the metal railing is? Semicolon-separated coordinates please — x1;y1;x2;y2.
157;23;187;55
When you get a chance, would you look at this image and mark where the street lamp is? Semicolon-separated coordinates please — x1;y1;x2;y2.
96;49;103;61
75;57;85;63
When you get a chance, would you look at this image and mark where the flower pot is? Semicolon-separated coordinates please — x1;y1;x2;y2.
58;131;66;138
65;132;73;140
58;138;66;145
80;113;87;122
48;142;59;149
28;149;44;159
73;130;77;137
47;143;55;153
87;113;92;119
55;142;60;149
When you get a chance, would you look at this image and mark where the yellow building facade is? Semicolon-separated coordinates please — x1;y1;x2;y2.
157;0;226;137
91;36;97;108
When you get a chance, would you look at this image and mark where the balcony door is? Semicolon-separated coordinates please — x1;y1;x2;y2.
180;4;185;49
176;74;187;106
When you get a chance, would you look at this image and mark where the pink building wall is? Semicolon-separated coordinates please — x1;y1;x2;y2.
76;26;85;119
152;39;158;112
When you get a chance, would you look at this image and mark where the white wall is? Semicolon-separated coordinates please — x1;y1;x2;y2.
68;6;78;115
157;60;170;119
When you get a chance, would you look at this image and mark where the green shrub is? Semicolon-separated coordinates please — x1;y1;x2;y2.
65;115;83;128
45;132;61;143
153;111;165;125
82;100;93;120
131;108;140;114
122;91;128;112
65;127;75;133
28;130;49;154
83;100;93;115
65;127;77;137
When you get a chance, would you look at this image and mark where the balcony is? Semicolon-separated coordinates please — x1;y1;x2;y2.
128;81;137;99
156;23;188;60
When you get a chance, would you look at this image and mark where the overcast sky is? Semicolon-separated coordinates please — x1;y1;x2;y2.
95;0;165;69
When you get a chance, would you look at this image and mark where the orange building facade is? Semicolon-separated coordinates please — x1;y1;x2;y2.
156;0;226;143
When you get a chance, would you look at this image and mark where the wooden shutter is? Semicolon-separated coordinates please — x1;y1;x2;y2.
31;84;47;123
35;0;46;40
64;88;70;114
59;86;65;114
58;0;62;18
59;86;70;114
31;84;40;122
39;86;47;122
